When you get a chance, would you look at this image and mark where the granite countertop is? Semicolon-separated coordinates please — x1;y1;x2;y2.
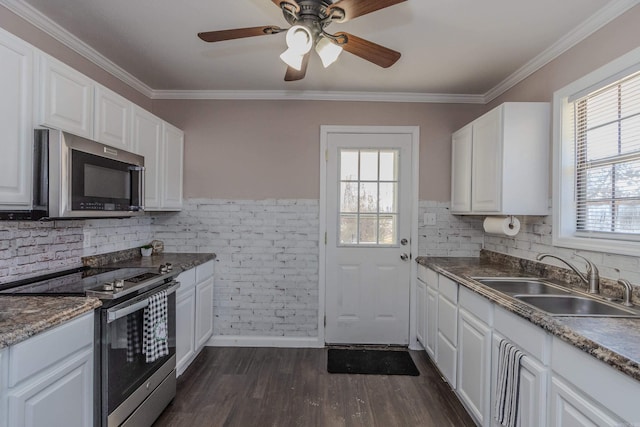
97;252;216;271
416;255;640;382
0;296;101;349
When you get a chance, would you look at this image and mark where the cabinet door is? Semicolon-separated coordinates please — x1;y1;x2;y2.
517;356;547;427
132;106;163;209
425;285;438;360
161;122;184;210
471;107;502;212
0;30;33;208
416;279;427;347
451;124;473;213
195;276;214;350
457;308;492;426
549;377;622;427
7;348;93;427
176;287;196;377
38;54;93;138
436;332;457;387
94;85;131;150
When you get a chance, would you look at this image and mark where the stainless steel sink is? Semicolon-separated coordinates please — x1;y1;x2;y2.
472;277;571;295
515;295;640;317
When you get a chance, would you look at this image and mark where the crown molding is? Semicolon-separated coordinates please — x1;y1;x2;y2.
2;0;637;104
0;0;154;98
151;89;486;104
483;0;640;103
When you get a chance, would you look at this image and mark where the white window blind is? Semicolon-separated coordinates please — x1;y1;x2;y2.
573;70;640;236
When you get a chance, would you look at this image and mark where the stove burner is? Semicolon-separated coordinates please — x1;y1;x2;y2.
126;272;160;283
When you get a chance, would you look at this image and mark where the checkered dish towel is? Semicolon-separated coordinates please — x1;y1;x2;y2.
143;290;169;363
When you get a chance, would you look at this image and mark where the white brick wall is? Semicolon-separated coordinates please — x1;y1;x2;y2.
151;199;320;337
418;201;484;257
0;217;153;283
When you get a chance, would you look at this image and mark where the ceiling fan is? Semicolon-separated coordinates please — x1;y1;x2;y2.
197;0;407;81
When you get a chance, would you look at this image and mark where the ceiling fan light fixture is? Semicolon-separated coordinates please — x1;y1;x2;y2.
285;25;313;54
315;37;343;68
280;48;305;70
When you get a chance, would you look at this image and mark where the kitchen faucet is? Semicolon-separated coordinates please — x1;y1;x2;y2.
536;253;600;294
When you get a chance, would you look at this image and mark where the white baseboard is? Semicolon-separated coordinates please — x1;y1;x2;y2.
206;335;324;348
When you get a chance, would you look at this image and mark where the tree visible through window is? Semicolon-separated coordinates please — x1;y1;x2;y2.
574;71;640;235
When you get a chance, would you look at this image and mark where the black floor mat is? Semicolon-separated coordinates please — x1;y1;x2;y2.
327;349;420;376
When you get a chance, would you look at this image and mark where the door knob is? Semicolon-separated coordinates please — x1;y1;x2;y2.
400;253;410;261
400;238;409;246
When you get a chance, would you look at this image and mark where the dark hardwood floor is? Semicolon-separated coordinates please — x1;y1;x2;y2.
154;347;475;427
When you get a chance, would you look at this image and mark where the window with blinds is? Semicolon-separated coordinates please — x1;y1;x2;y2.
573;70;640;236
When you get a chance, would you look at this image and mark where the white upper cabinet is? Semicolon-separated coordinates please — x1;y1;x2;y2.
37;53;94;138
451;124;473;213
451;102;550;215
161;122;184;210
134;111;184;211
94;84;132;150
0;29;33;209
132;105;163;209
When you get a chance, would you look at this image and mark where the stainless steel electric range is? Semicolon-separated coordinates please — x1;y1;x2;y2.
0;264;180;426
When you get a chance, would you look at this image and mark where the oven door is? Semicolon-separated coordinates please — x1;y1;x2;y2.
100;282;177;425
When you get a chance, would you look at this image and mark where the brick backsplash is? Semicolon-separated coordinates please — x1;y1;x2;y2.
0;217;152;283
484;214;640;284
418;201;484;257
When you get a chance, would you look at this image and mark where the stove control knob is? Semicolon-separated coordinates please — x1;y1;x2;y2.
103;282;114;291
165;263;173;271
114;279;125;288
158;264;168;274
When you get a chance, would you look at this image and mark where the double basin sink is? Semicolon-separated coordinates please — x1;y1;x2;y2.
472;277;640;317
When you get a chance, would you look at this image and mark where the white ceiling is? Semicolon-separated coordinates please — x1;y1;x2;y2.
6;0;634;100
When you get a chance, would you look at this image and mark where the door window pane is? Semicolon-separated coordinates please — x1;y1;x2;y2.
338;149;399;246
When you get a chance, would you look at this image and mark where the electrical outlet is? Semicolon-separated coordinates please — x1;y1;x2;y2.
424;213;437;226
83;231;91;248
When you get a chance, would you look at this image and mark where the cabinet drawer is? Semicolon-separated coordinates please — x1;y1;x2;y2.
438;295;457;344
459;286;493;325
417;265;428;283
195;260;214;282
176;267;196;292
9;313;93;387
438;275;458;303
494;306;548;363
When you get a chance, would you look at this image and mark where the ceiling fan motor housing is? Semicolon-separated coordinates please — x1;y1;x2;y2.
283;0;336;36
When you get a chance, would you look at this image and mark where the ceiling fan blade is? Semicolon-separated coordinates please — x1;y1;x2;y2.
271;0;300;13
336;32;401;68
198;26;283;43
284;52;310;81
328;0;407;22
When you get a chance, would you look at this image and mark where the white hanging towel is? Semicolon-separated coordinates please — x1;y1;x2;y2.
143;290;169;363
494;339;524;427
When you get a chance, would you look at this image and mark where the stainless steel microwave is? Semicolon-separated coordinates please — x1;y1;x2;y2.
0;129;145;220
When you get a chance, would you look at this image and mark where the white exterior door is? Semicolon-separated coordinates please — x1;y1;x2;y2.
322;126;417;345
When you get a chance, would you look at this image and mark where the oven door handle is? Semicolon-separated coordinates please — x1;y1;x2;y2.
106;281;180;323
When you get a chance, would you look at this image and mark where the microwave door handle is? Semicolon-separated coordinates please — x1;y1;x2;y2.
107;299;149;323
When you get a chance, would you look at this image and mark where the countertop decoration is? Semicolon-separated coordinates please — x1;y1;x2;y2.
417;250;640;382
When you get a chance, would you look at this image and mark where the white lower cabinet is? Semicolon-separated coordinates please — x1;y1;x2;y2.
549;377;621;427
457;286;493;426
1;312;94;427
436;275;458;387
418;266;640;427
176;261;214;376
416;277;427;347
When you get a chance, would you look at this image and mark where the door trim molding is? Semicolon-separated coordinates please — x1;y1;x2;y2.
318;125;420;347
